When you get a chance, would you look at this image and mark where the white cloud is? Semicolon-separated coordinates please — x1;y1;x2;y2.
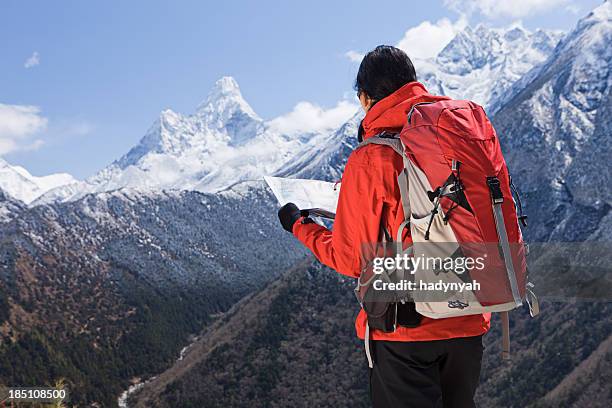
344;50;364;63
269;100;358;136
444;0;570;19
24;51;40;69
344;17;466;63
0;104;48;154
396;17;467;59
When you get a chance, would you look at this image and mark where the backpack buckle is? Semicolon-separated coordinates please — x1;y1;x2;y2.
487;176;504;204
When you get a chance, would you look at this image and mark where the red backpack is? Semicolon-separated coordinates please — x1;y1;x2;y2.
354;100;539;362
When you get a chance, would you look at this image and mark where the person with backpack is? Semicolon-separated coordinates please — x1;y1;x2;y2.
278;45;534;408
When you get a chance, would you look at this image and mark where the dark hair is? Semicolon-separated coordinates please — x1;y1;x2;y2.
355;45;417;103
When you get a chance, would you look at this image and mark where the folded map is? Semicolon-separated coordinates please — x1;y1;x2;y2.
264;176;340;219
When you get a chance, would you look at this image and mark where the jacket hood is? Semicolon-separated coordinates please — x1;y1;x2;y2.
358;81;449;141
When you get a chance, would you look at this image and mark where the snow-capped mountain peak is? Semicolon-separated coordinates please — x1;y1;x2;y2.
111;109;190;169
434;25;489;74
434;24;561;76
113;76;262;172
417;24;564;110
35;76;296;204
197;76;258;118
196;76;263;146
0;157;77;204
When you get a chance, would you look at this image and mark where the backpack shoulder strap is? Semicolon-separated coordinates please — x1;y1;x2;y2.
355;132;403;156
355;133;412;244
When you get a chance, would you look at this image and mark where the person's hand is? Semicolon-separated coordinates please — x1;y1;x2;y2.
278;203;301;233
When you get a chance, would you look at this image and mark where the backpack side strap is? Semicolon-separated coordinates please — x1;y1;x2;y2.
500;311;511;360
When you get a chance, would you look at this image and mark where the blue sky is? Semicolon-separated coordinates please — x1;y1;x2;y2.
0;0;601;178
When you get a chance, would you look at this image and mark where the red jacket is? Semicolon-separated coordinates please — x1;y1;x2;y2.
293;82;491;341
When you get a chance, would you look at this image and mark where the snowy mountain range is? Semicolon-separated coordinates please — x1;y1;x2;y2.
416;24;564;112
33;77;307;204
1;22;565;206
277;23;564;182
0;158;76;204
494;0;611;243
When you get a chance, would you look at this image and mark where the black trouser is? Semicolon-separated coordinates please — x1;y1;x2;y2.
369;335;484;408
